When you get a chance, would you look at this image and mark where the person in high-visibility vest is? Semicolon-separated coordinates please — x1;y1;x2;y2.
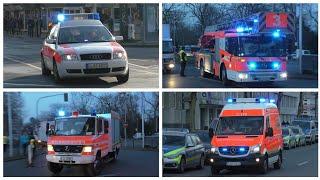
179;47;187;76
27;135;36;167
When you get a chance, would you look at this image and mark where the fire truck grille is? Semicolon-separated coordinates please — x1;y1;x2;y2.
53;145;83;153
255;62;274;70
80;53;111;61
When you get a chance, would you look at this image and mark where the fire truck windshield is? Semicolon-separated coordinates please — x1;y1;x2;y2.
216;116;264;136
58;26;113;44
226;35;287;57
55;117;95;136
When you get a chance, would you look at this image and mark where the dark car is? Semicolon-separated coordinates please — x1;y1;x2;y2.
163;130;205;173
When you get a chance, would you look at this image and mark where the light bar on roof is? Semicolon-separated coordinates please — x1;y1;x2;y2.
57;13;100;22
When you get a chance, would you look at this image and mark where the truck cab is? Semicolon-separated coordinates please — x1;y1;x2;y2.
208;98;283;175
46;111;121;176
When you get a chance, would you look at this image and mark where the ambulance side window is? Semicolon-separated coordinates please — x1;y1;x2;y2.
104;120;109;134
97;118;103;135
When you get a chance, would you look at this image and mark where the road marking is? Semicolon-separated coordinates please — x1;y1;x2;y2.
128;62;157;69
5;56;41;70
4;82;57;87
129;66;158;75
297;160;309;166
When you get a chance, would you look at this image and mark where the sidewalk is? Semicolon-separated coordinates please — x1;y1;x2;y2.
287;59;317;80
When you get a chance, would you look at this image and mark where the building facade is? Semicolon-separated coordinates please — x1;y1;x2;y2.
163;92;303;131
4;3;159;44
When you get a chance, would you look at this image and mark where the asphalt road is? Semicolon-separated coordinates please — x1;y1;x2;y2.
4;149;158;177
163;60;318;88
4;37;159;88
163;143;318;177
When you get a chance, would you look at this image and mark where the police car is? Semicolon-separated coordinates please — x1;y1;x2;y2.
40;13;129;83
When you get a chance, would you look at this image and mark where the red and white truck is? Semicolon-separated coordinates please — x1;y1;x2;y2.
195;12;295;85
46;111;121;176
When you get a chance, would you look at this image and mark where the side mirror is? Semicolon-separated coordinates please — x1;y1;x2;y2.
46;38;56;44
114;36;124;41
266;127;274;137
209;128;214;138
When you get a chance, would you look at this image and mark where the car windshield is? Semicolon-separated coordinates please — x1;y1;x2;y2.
227;35;288;57
55;117;95;136
195;132;210;143
163;40;174;53
216;116;264;135
292;121;310;130
282;129;289;136
163;135;185;146
292;128;299;134
58;26;113;44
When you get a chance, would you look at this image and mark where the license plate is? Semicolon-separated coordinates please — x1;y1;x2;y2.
226;162;241;166
86;63;108;69
60;156;73;162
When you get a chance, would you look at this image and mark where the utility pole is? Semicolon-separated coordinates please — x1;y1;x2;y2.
7;93;13;157
141;95;145;148
298;4;303;74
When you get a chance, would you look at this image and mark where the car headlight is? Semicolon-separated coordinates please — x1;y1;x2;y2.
250;144;261;153
47;145;54;152
83;146;92;153
63;54;79;61
113;51;127;60
211;147;218;154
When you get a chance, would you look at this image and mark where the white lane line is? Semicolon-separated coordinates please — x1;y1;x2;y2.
4;82;57;87
297;160;310;166
5;56;41;70
129;66;158;75
128;62;157;69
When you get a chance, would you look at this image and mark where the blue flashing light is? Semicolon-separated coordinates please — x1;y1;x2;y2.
57;14;65;22
236;27;245;33
222;148;228;152
248;62;257;70
272;30;281;38
91;110;97;116
58;110;65;117
239;147;245;152
272;62;280;69
270;99;276;104
259;98;266;103
227;98;234;103
253;19;259;23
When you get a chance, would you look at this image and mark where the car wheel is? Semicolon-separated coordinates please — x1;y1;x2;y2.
274;152;282;169
53;61;62;82
48;162;63;175
41;55;51;76
211;165;220;176
259;155;268;174
221;65;230;86
116;69;129;84
178;156;186;173
197;154;205;169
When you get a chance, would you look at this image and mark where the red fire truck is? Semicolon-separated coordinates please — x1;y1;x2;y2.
46;111;121;176
195;12;295;86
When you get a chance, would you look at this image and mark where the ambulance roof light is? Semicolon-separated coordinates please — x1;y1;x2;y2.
58;110;65;117
57;14;65;22
253;19;259;23
91;110;97;116
236;27;245;33
270;99;276;104
259;98;266;103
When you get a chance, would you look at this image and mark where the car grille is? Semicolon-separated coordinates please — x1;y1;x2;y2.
53;145;83;153
80;53;111;61
218;146;249;156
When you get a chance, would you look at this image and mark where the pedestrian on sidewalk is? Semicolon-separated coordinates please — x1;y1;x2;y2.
20;132;29;156
179;47;187;77
27;134;36;167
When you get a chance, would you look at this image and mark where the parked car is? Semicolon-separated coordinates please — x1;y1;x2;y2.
291;120;316;145
289;126;306;146
282;127;296;149
163;130;205;173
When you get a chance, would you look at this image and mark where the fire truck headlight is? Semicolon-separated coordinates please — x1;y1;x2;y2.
63;54;79;61
113;51;127;60
47;145;54;152
83;146;93;153
280;72;287;78
238;73;248;79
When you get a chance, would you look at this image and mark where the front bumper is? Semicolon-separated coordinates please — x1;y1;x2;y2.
227;70;287;82
46;154;95;165
208;153;264;169
57;59;128;78
163;156;181;169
